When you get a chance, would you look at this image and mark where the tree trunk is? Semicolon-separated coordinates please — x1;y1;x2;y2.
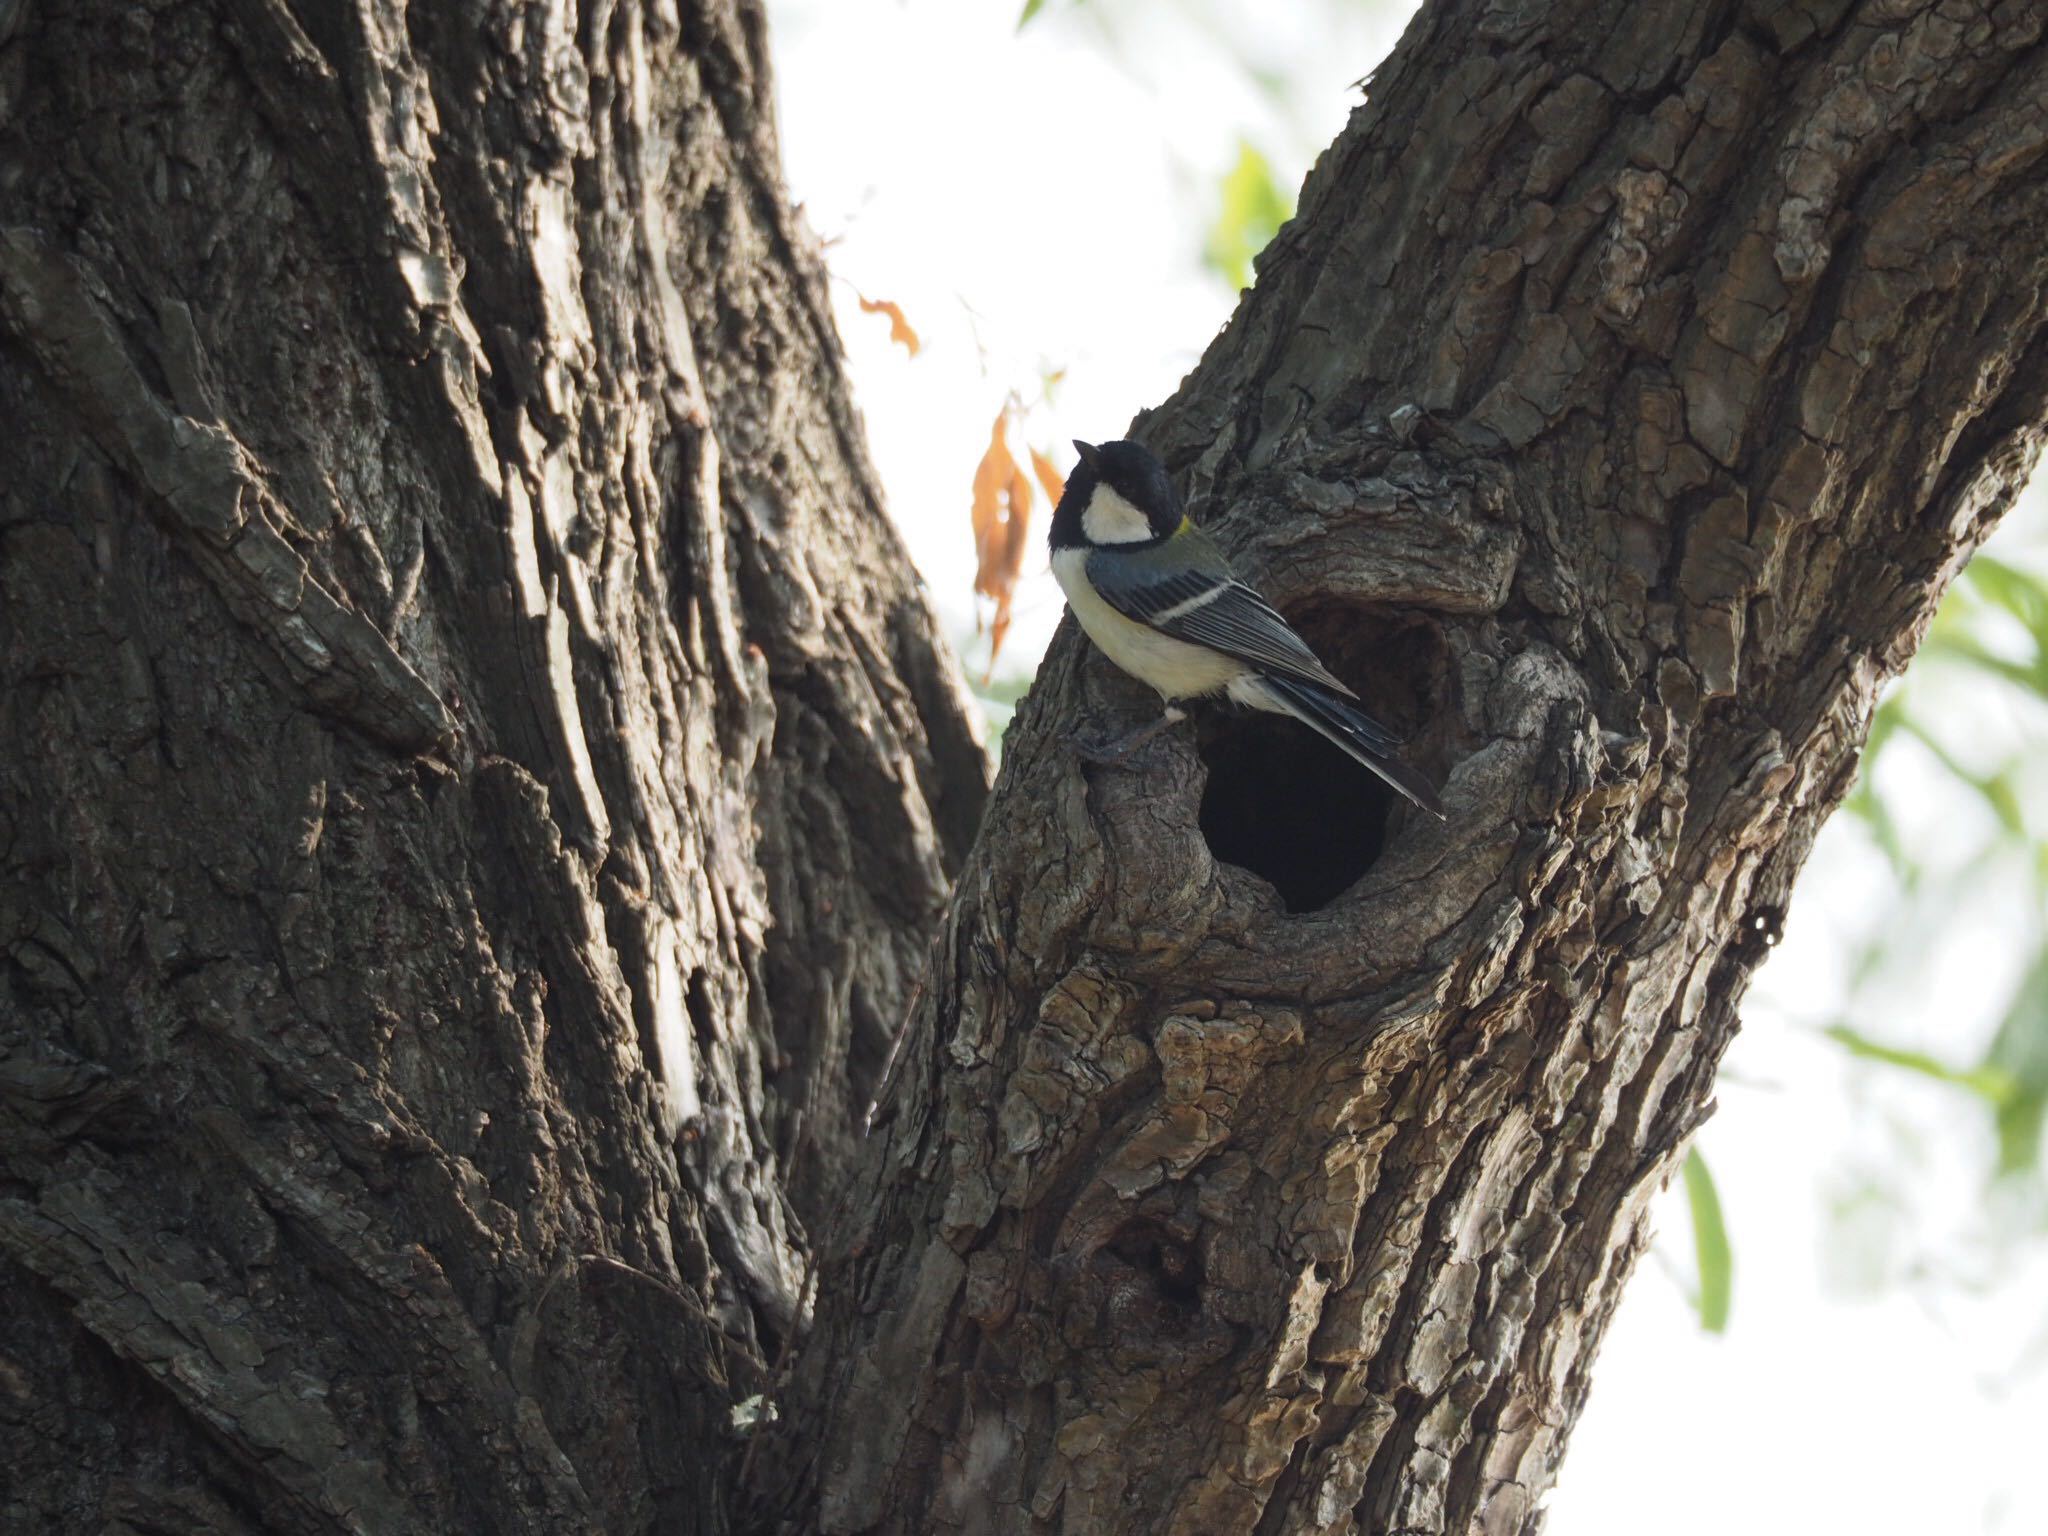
6;1;2047;1535
0;1;982;1531
786;3;2048;1533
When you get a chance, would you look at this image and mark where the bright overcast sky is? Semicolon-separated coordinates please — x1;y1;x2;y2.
766;4;2048;1531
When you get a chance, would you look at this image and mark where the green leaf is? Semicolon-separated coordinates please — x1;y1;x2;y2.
1994;1091;2048;1179
1683;1149;1732;1334
1204;140;1292;292
1982;947;2048;1177
969;671;1031;759
1843;693;1913;874
1016;0;1047;28
1960;554;2048;647
969;672;1031;711
1824;1023;2018;1108
1920;629;2048;698
1885;710;2029;836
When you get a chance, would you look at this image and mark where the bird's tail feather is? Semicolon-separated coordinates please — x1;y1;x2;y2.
1253;674;1446;820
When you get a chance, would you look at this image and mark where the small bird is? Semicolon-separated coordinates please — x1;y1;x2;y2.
1049;438;1444;819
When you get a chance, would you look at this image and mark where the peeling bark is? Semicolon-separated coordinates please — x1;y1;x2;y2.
788;3;2048;1533
0;1;980;1531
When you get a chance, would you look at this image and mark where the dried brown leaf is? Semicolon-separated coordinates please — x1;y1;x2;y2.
857;295;921;357
968;411;1034;675
1027;447;1065;513
970;412;1016;601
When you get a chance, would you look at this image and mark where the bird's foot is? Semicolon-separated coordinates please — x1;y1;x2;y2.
1067;707;1186;767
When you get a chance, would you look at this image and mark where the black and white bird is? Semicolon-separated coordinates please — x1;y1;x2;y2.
1049;438;1444;819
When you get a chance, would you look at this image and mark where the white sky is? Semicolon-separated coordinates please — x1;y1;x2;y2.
766;3;2048;1529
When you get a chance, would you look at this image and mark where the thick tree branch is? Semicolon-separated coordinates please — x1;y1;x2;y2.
787;3;2048;1531
0;0;981;1529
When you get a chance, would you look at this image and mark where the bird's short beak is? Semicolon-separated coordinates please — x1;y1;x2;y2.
1072;440;1101;470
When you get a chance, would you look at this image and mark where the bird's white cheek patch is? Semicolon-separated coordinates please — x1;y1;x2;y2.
1081;485;1153;545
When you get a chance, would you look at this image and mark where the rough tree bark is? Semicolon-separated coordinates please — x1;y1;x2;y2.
786;3;2048;1534
2;4;2044;1536
0;2;984;1531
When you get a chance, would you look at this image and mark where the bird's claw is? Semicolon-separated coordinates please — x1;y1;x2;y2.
1066;708;1186;767
1065;731;1148;767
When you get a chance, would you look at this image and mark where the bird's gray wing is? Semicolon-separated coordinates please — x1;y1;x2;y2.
1085;536;1356;698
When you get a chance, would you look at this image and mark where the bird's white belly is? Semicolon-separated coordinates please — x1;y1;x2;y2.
1052;546;1247;701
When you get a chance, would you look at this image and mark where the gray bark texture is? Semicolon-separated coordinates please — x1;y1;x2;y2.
0;1;984;1531
784;2;2048;1534
2;1;2045;1536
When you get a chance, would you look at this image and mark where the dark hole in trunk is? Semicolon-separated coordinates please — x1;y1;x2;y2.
1197;715;1393;911
1194;609;1446;912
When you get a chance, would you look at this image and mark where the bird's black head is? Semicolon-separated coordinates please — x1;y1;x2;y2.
1050;439;1185;550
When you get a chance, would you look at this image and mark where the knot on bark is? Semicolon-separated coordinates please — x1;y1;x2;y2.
1102;1215;1205;1317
